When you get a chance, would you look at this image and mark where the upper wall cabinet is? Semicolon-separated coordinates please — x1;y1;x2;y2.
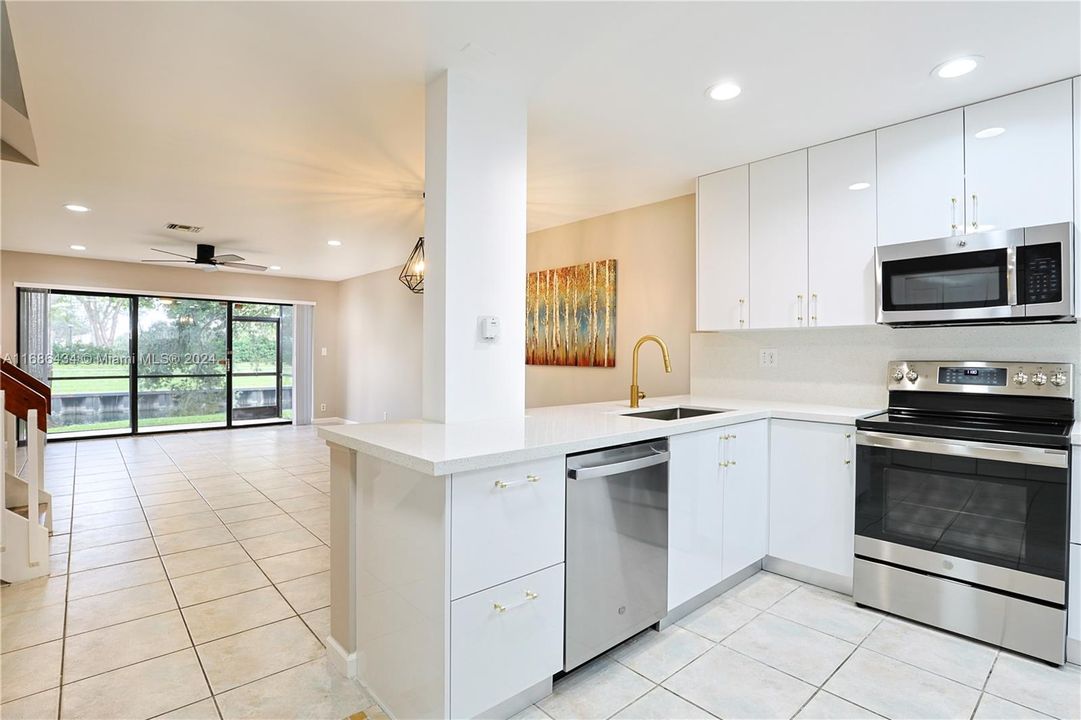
876;109;966;246
697;166;749;331
964;80;1073;233
1075;77;1080;312
749;150;809;328
808;132;877;326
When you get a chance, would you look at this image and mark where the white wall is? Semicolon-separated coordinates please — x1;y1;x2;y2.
337;267;423;423
691;323;1081;413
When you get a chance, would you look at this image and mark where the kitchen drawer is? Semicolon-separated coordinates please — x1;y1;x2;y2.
450;456;565;599
450;564;564;719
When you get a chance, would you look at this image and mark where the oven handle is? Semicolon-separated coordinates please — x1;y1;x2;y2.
855;431;1068;469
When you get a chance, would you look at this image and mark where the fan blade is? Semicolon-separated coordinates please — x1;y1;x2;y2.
210;253;244;262
150;248;196;260
142;259;195;263
220;261;267;271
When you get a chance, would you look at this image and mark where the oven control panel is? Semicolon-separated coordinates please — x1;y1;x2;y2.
887;361;1073;398
938;366;1007;386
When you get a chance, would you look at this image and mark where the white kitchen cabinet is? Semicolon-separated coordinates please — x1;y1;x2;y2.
749;150;809;328
1069;544;1080;665
450;456;565;600
808;133;877;326
964;80;1073;234
697;166;750;330
1073;448;1081;545
450;563;564;719
1074;76;1080;314
876;109;966;246
668;420;770;610
721;420;769;579
667;428;725;610
769;419;855;583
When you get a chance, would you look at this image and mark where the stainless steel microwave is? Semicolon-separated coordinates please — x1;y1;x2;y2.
876;222;1075;326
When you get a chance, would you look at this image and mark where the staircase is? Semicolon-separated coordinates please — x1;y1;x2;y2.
1;360;52;583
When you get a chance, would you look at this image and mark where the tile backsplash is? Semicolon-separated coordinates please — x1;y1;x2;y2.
690;324;1081;413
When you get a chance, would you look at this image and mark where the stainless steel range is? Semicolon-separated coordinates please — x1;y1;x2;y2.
853;360;1073;664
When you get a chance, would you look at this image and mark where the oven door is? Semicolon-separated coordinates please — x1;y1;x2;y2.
876;229;1024;325
854;430;1069;604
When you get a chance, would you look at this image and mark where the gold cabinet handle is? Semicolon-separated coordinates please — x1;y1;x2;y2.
738;298;746;328
971;193;979;231
951;196;958;235
811;293;818;325
493;590;539;613
797;294;804;324
494;475;540;490
844;433;852;464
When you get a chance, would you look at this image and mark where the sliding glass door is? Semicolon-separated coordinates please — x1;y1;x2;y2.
18;288;296;438
46;293;132;436
230;303;282;424
136;297;228;432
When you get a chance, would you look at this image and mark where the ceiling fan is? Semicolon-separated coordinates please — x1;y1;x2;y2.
142;243;267;272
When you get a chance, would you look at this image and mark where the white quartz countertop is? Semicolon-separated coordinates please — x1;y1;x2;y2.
316;395;879;475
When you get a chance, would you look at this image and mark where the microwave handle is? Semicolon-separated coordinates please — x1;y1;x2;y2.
1006;245;1019;306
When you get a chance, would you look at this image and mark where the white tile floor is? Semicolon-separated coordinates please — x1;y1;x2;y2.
2;425;379;720
524;573;1081;720
4;426;1080;720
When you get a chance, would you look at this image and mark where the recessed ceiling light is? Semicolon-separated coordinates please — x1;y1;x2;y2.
64;204;90;213
327;239;342;247
933;56;981;79
974;127;1006;139
707;81;742;101
269;265;282;270
69;244;86;251
848;182;871;191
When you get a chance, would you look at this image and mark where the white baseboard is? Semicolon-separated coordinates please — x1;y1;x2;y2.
326;635;357;678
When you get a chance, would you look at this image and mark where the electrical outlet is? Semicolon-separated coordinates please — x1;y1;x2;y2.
759;348;778;368
320;403;327;412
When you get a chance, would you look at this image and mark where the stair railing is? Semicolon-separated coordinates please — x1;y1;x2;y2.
1;360;51;572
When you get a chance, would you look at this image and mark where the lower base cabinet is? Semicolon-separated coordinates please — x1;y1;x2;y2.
450;563;564;719
668;420;769;611
722;420;769;578
769;419;856;583
1069;544;1080;664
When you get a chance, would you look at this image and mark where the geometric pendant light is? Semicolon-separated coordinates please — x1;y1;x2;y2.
399;237;425;294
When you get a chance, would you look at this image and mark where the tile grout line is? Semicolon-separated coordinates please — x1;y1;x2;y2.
158;438;329;680
118;436;223;720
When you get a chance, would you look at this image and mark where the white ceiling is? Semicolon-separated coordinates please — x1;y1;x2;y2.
2;2;1078;281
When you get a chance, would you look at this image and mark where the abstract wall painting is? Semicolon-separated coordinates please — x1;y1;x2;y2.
526;259;616;367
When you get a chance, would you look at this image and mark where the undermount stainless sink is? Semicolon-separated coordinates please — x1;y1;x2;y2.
624;406;731;421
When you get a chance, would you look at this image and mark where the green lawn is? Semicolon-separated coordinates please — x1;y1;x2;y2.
50;413;228;434
49;362;292;393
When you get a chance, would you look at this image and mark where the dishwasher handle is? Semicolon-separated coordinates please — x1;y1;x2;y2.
567;450;670;480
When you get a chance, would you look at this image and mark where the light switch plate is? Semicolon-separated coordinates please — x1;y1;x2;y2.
759;348;778;368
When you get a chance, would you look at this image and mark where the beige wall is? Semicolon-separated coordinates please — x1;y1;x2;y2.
337;267;423;423
526;194;695;408
0;250;343;420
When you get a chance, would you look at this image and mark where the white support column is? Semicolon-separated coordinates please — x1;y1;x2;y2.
422;69;527;423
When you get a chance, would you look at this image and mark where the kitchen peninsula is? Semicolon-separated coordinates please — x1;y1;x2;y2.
317;395;874;720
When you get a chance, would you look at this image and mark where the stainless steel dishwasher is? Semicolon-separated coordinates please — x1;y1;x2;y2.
564;439;669;671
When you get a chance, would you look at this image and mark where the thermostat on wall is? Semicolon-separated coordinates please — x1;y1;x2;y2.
479;316;500;341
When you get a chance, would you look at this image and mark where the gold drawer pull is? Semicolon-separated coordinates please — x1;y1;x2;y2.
494;475;540;490
493;590;539;613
